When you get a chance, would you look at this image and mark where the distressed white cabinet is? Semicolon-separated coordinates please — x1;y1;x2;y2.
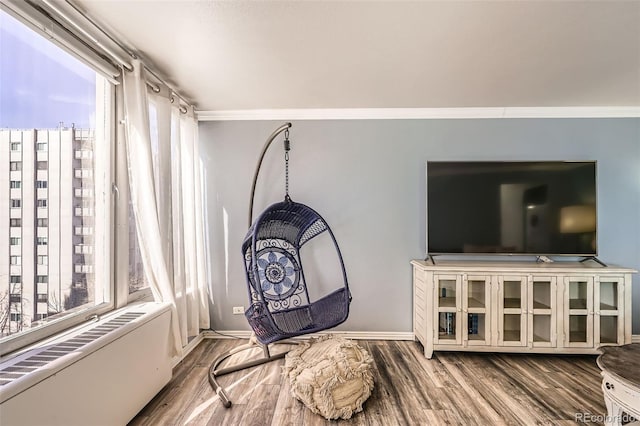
412;260;635;359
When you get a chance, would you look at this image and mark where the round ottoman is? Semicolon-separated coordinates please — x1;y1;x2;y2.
282;335;374;420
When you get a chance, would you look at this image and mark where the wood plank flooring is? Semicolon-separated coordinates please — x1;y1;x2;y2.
129;339;607;425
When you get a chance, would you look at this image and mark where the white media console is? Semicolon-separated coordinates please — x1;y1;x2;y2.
411;259;636;359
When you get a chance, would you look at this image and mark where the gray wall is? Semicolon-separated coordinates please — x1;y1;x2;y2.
199;118;640;334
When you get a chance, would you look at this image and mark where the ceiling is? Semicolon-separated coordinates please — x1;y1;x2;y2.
75;1;640;112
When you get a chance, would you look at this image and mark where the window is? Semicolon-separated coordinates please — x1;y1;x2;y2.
75;226;93;236
10;199;21;208
10;313;22;322
10;142;21;151
75;169;93;178
9;294;22;303
0;9;114;353
75;264;93;273
10;256;21;265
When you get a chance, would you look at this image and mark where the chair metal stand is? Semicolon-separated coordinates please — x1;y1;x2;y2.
208;123;294;408
207;334;296;407
207;122;350;408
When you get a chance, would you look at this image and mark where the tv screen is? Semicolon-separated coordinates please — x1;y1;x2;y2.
427;161;597;256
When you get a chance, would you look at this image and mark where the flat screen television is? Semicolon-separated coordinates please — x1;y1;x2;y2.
427;161;597;256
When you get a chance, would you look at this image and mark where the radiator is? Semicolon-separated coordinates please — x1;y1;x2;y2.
0;302;173;426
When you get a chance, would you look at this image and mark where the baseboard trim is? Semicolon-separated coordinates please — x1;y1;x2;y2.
202;330;415;341
633;335;640;344
173;332;206;368
197;106;640;121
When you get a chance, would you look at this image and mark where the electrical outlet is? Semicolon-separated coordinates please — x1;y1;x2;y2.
232;306;244;315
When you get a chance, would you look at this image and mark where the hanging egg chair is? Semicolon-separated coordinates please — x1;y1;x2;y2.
209;123;351;407
242;198;351;344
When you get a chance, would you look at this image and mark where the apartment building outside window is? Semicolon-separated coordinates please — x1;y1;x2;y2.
0;8;116;349
0;7;153;355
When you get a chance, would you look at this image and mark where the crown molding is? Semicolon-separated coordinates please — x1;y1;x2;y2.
197;106;640;121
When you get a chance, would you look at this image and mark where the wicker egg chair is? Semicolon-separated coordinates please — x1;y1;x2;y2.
208;123;351;407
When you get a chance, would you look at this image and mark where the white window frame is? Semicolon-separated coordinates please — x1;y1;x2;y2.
112;83;152;307
1;77;116;356
0;0;162;356
0;20;118;357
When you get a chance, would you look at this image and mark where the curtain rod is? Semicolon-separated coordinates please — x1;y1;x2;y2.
41;0;132;71
50;0;196;108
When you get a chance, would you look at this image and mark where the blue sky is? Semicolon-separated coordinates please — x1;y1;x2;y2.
0;10;96;129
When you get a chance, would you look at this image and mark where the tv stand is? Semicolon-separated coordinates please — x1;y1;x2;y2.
580;256;608;267
411;259;635;359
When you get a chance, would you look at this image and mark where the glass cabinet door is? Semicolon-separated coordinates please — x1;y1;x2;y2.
498;276;527;347
527;276;556;348
595;277;624;345
564;276;594;347
464;275;490;346
435;275;461;345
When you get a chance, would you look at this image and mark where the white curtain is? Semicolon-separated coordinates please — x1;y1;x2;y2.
122;60;210;356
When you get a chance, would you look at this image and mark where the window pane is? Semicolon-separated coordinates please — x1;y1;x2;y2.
0;10;112;341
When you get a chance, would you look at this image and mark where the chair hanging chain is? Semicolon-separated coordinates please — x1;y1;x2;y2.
284;129;290;201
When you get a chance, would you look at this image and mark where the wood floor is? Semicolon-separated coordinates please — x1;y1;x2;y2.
129;338;607;425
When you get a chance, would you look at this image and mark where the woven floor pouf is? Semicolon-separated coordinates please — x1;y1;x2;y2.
283;335;374;420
